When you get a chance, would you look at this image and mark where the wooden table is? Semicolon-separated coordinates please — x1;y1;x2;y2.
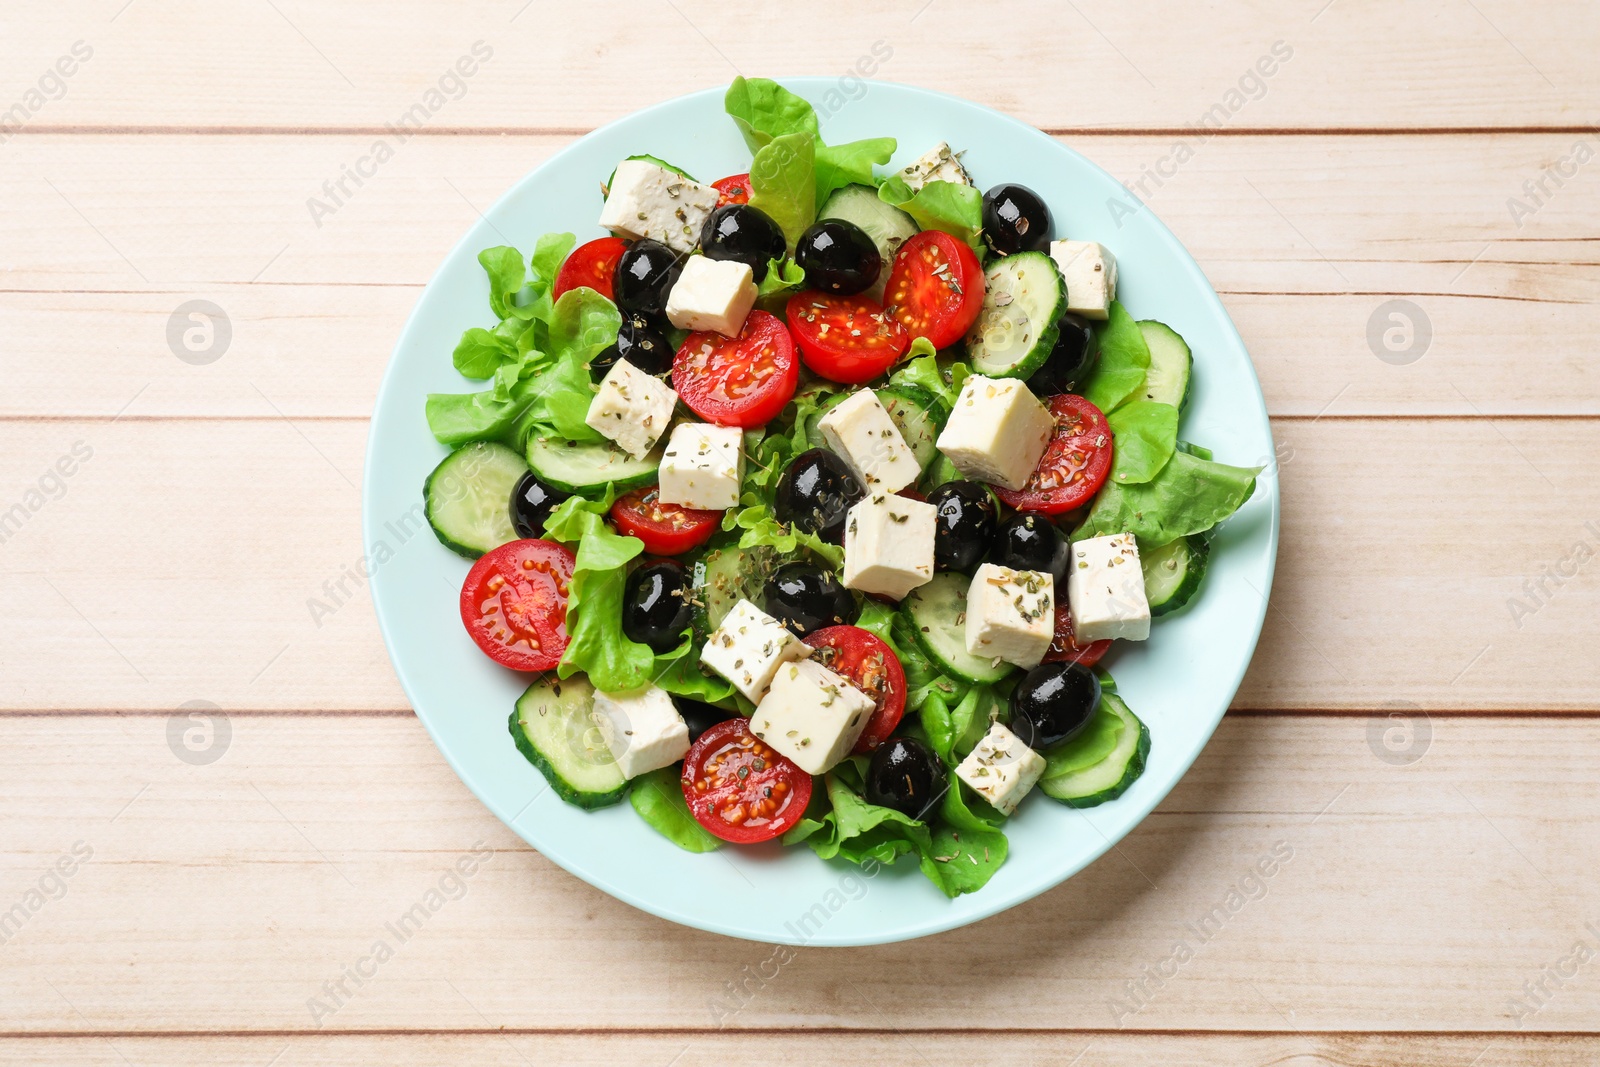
3;2;1597;1063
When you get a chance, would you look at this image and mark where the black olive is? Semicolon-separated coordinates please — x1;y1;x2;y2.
765;562;856;637
981;183;1053;257
1026;312;1099;396
1009;662;1101;750
991;513;1070;585
509;470;569;539
621;560;695;653
673;698;736;744
594;313;672;379
774;449;865;544
795;220;882;296
927;482;997;573
612;239;683;318
865;738;947;820
700;204;786;282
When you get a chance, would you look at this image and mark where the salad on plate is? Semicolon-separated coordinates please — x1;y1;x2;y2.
418;78;1261;898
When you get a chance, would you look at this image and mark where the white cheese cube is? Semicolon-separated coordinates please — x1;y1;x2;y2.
955;722;1046;816
583;359;677;460
750;659;876;775
898;142;971;192
598;159;720;254
699;598;810;703
817;390;920;493
1067;532;1151;642
666;256;758;337
591;684;691;780
1049;240;1118;321
935;375;1054;491
965;563;1055;668
658;422;743;511
843;493;935;600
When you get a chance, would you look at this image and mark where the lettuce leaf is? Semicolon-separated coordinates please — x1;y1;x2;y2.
1073;449;1262;548
756;257;807;307
1081;301;1150;413
724;76;819;151
749;132;817;250
630;768;722;853
886;342;965;408
877;176;984;251
1105;400;1180;485
919;771;1008;896
542;491;657;693
814;137;897;205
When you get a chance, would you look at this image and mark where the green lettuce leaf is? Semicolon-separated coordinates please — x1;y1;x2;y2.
877;176;983;251
814;137;897;205
918;771;1008;897
1106;400;1180;485
630;767;722;853
650;625;737;706
478;246;526;321
452;327;517;381
756;257;807;305
1081;301;1150;413
885;343;965;408
1073;449;1262;548
750;132;817;250
724;76;819;151
543;491;658;693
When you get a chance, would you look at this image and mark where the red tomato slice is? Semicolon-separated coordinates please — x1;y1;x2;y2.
552;237;627;303
995;393;1114;515
672;309;799;428
883;230;984;348
711;173;752;206
681;718;813;843
609;485;722;556
802;626;908;754
1042;601;1113;668
459;539;575;672
785;291;910;385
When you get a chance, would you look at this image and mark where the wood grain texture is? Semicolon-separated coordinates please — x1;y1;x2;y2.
2;0;1596;130
1;714;1597;1034
1;133;1596;418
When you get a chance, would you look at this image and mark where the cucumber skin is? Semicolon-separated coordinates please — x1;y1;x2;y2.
1137;320;1193;411
1049;715;1150;808
507;708;628;811
898;574;1015;686
524;439;659;496
423;442;526;560
967;252;1066;380
1149;535;1210;618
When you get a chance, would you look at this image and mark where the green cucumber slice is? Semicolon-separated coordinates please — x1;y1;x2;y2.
508;675;627;810
1038;693;1149;807
965;251;1066;379
1142;535;1210;617
1138;320;1193;410
423;441;528;559
875;385;946;471
900;572;1016;685
819;183;919;302
525;434;660;496
605;154;697;192
690;541;779;635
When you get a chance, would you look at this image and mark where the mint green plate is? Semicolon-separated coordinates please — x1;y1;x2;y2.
365;79;1278;946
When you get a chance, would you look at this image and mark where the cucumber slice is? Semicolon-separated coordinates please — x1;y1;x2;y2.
605;154;697;192
423;442;528;559
691;541;779;634
802;389;851;450
508;675;628;810
525;434;660;496
1142;535;1210;617
899;573;1016;685
819;183;919;302
875;386;946;471
1138;320;1193;410
1038;693;1149;807
965;251;1066;379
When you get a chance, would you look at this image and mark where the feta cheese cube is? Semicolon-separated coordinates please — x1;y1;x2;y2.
598;159;720;254
898;142;972;193
1049;240;1118;320
658;422;743;511
583;359;677;460
591;684;691;780
750;659;875;775
935;375;1054;491
817;390;920;493
955;722;1046;816
1067;532;1151;642
965;563;1055;668
843;492;935;600
666;256;758;337
699;598;810;703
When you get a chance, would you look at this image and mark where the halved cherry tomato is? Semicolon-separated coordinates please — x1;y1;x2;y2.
553;237;628;303
1042;601;1113;668
995;393;1114;515
681;718;813;843
459;539;575;672
785;291;910;384
672;309;799;428
883;230;984;348
802;626;908;754
711;173;752;206
609;485;723;556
